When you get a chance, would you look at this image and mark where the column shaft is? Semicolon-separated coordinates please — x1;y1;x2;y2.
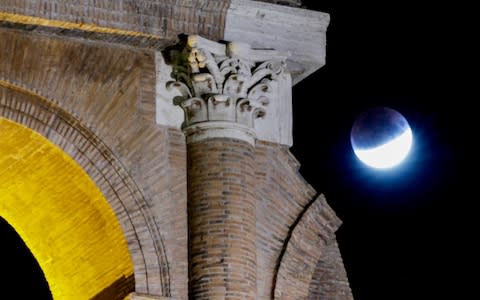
187;138;257;299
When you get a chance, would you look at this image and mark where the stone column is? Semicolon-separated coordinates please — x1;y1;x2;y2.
166;35;286;299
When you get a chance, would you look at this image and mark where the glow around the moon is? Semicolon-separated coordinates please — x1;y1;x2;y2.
353;128;413;169
351;107;413;169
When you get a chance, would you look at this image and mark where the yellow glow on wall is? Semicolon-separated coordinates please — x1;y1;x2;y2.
0;12;157;39
0;118;134;299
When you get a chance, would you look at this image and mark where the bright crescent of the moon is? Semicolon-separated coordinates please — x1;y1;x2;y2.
353;128;413;169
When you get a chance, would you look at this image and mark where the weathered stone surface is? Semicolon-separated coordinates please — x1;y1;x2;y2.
165;34;287;145
225;0;329;84
157;35;294;146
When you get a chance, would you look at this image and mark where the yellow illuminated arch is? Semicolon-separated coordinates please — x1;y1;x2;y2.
0;118;134;299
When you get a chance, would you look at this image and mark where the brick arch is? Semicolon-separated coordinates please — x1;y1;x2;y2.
273;194;343;299
307;240;353;300
0;80;171;296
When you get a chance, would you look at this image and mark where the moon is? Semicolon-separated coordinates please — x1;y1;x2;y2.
351;107;413;169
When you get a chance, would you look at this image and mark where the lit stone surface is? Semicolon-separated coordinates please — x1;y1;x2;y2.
164;34;289;146
156;49;294;146
0;118;134;300
225;0;329;84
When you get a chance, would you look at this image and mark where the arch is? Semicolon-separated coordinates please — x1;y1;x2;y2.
307;240;353;300
0;80;170;296
0;216;52;299
273;194;342;299
0;118;133;299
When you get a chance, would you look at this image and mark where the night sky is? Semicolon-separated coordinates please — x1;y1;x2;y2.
291;1;474;299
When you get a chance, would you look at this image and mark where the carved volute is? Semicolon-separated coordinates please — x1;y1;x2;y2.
166;35;287;144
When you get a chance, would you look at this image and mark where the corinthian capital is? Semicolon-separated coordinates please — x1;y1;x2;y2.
165;35;287;144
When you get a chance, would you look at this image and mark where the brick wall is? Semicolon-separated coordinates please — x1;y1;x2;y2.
254;141;353;299
308;240;354;300
187;138;257;299
0;0;231;41
274;195;345;299
254;141;316;298
0;28;187;298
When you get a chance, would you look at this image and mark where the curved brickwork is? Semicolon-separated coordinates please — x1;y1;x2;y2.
273;195;344;299
0;83;165;296
187;138;257;299
0;28;188;298
254;141;317;298
307;240;353;300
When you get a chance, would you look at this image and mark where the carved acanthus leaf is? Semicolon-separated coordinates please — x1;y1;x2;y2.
166;35;287;130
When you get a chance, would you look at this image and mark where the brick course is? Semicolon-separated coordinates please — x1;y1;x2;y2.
254;141;316;298
0;0;231;41
274;195;345;299
187;138;257;299
308;240;353;300
0;28;187;298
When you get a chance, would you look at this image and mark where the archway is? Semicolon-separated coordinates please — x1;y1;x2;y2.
0;80;171;296
0;118;134;299
0;217;52;299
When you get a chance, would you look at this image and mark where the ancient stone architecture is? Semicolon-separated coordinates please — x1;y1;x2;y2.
0;0;353;299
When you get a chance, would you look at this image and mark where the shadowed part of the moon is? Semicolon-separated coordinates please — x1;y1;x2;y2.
351;107;410;150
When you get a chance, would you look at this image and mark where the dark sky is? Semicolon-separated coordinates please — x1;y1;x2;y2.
291;1;474;299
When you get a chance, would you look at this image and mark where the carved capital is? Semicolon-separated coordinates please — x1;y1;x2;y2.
165;35;287;144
